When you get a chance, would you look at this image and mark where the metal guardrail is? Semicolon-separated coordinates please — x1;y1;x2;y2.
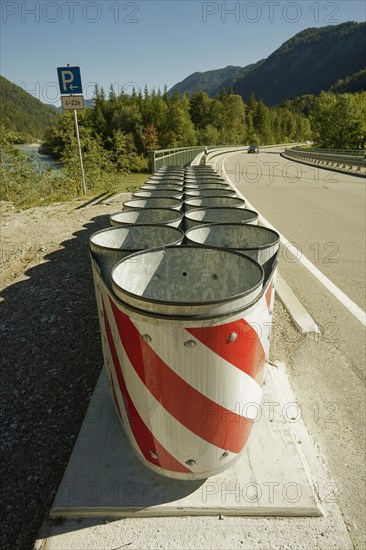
151;145;250;171
294;147;363;156
151;147;207;171
284;148;366;172
152;144;301;171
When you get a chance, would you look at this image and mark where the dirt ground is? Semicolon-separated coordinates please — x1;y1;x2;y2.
0;194;296;550
0;194;133;550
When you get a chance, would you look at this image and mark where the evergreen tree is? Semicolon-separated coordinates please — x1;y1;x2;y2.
162;93;197;147
253;100;274;144
189;91;213;129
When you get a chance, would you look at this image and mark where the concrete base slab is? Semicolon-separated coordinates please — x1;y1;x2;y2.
50;367;321;519
36;362;353;550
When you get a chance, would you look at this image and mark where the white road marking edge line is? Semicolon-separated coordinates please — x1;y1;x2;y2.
213;153;365;328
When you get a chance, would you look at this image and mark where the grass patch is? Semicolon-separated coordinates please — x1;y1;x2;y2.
1;167;152;210
114;172;151;193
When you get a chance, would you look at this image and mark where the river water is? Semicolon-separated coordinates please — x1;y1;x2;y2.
15;144;62;170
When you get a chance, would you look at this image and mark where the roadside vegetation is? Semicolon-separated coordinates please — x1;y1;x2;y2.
1;86;364;209
310;91;366;149
42;86;312;157
0;125;148;208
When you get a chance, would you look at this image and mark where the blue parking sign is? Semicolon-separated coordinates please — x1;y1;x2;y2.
57;66;83;95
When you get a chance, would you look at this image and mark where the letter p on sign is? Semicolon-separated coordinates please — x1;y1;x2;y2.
57;66;83;95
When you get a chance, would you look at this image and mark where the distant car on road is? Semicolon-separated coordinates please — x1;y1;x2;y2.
248;145;259;154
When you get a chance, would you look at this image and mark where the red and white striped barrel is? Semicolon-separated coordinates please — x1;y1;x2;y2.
91;246;278;480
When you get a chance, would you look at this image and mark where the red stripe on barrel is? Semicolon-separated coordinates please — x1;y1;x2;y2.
187;318;266;386
103;300;191;474
110;299;253;454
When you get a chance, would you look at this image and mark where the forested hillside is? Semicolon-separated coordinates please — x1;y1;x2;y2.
232;22;366;105
330;68;366;94
169;62;264;97
42;86;312;164
170;22;366;105
0;76;59;142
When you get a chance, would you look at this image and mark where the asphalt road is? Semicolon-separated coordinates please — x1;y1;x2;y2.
218;146;365;309
210;147;366;549
213;146;365;378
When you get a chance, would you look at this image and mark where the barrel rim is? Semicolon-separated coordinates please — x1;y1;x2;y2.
123;198;184;208
92;256;276;324
109;207;184;224
184;183;229;188
111;244;264;308
185;222;280;249
140;185;184;190
184;196;245;206
184;181;224;185
132;191;184;199
184;189;237;197
184;206;258;220
89;224;184;252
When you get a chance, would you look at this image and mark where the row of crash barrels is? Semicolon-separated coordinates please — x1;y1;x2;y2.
89;165;280;480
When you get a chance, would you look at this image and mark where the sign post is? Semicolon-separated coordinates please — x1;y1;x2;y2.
57;66;87;196
73;109;87;196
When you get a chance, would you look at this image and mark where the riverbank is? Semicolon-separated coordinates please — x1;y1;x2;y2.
1;156;150;209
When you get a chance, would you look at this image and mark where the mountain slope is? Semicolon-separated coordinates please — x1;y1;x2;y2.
329;67;366;94
232;21;366;105
168;64;260;97
169;21;366;105
0;76;59;141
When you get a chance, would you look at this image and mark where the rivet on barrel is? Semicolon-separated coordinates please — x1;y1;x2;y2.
143;334;152;343
221;450;230;458
184;340;196;348
150;451;158;459
228;332;238;342
185;459;196;466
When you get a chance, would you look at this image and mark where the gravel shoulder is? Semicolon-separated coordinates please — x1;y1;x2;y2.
0;195;129;550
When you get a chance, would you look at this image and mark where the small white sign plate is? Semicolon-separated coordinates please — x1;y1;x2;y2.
61;95;85;110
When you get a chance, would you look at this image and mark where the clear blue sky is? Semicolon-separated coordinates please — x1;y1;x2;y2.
1;1;365;105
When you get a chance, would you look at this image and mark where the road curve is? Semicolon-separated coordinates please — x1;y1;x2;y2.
209;146;366;547
216;145;365;309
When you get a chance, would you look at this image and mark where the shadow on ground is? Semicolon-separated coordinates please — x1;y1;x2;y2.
0;213;110;550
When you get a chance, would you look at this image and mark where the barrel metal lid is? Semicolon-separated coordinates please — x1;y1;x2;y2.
111;245;264;318
184;207;258;225
90;224;184;253
185;223;280;250
123;198;183;210
109;208;183;227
